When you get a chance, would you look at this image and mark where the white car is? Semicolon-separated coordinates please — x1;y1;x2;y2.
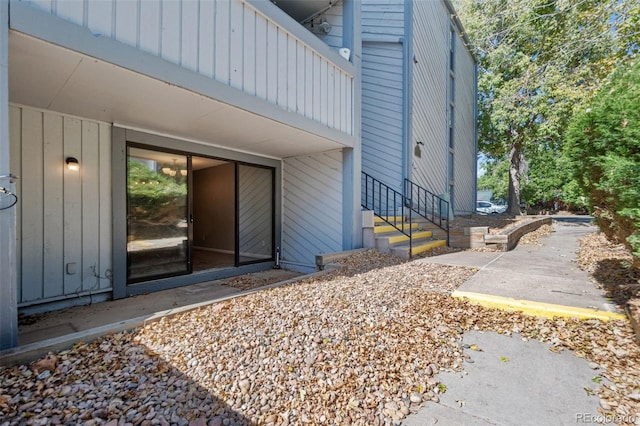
476;201;507;214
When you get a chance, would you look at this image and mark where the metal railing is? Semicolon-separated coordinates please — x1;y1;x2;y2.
362;172;413;256
404;178;450;246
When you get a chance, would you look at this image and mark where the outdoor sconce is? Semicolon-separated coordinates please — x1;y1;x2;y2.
415;141;424;158
66;157;79;171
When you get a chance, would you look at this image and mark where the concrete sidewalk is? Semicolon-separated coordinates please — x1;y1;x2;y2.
407;218;626;425
417;217;623;320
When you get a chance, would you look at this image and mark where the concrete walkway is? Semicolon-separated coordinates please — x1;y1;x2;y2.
407;218;625;425
417;217;622;319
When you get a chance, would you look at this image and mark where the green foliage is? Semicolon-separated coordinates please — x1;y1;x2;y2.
566;61;640;261
454;0;639;214
478;157;509;201
127;160;187;232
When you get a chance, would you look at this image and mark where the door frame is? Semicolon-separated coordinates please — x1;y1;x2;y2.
112;127;281;299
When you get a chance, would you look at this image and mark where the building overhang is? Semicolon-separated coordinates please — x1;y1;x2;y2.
8;25;353;159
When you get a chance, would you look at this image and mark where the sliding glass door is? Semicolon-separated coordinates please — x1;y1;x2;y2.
126;145;275;283
127;147;190;282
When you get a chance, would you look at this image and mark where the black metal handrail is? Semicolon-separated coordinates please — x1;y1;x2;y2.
404;178;450;246
362;171;413;256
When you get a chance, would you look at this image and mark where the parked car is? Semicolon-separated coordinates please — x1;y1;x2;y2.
476;201;507;214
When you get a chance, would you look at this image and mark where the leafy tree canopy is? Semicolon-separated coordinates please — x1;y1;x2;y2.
454;0;639;215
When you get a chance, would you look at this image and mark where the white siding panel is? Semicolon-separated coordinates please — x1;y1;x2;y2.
304;48;313;118
361;41;404;192
277;30;288;107
282;152;343;266
87;0;114;38
229;0;244;89
20;109;44;302
287;38;297;109
214;0;230;83
243;7;256;94
198;0;215;78
98;124;112;291
81;121;101;292
139;1;161;56
320;61;328;125
254;16;268;100
62;117;82;296
42;113;64;299
10;106;113;306
160;0;181;64
296;43;305;114
114;0;138;47
266;21;278;104
181;0;200;72
410;0;449;195
313;53;321;120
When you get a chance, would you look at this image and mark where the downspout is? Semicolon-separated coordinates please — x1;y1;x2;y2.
401;0;414;184
0;0;18;350
342;0;362;249
473;62;479;205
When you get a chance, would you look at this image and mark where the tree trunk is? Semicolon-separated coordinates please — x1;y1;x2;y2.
507;142;523;216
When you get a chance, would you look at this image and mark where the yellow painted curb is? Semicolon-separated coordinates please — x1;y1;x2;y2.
452;291;627;322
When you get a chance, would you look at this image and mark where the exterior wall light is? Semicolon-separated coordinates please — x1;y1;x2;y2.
66;157;79;171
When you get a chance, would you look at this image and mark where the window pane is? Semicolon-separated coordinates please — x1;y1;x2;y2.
127;147;189;282
238;164;273;264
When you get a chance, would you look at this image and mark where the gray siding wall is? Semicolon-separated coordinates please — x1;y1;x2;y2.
453;36;477;213
14;0;354;136
362;0;405;37
361;41;404;192
9;105;112;306
282;151;342;268
410;0;450;196
361;0;405;192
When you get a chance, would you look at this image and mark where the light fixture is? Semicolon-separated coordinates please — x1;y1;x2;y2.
161;159;186;177
66;157;79;171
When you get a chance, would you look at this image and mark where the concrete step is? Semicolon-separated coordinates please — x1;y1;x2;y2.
391;239;447;258
374;230;433;252
374;215;406;224
374;222;419;234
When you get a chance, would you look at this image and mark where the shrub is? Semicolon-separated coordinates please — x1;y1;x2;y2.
566;61;640;264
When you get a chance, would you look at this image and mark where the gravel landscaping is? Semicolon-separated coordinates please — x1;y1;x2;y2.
2;241;639;425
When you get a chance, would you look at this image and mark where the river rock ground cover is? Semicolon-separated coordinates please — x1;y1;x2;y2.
1;242;639;425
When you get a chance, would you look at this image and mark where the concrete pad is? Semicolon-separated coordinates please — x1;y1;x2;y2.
449;221;620;314
17;269;301;346
406;331;602;426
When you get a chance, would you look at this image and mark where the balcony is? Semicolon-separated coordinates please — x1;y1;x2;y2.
8;0;355;157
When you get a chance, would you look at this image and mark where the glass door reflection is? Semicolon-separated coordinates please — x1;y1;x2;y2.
127;147;190;282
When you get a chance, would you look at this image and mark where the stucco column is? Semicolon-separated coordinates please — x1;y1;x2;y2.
0;0;18;350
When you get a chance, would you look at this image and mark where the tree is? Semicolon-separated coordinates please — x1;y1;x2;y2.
454;0;639;215
566;61;640;264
